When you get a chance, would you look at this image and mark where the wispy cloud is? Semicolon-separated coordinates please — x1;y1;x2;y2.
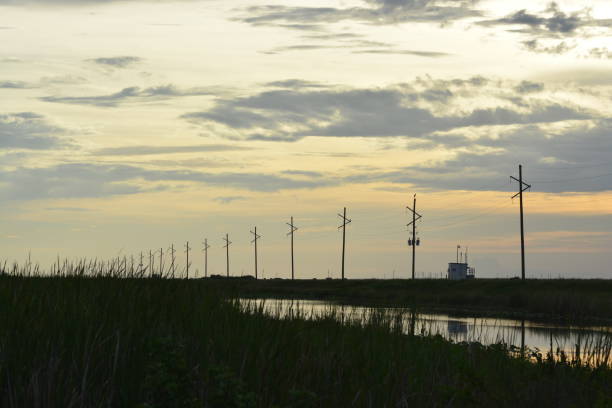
41;84;214;107
93;144;250;156
87;56;142;68
0;112;72;150
237;1;483;30
0;163;337;200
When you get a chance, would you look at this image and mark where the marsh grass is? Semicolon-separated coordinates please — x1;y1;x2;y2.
0;276;610;407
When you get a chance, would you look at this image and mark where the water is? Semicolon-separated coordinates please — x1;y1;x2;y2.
239;298;612;367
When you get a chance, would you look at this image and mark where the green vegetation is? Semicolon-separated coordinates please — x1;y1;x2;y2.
206;277;612;324
0;276;611;407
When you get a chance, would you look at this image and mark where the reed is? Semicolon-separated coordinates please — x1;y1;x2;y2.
0;275;610;407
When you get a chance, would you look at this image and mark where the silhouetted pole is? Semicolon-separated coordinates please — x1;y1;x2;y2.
223;234;231;277
169;244;176;278
250;227;261;279
159;248;163;276
203;238;210;278
337;207;351;280
286;217;298;280
149;250;153;278
511;164;531;280
406;194;422;280
185;241;191;279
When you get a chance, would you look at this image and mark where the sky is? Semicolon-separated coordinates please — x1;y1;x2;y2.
1;0;611;279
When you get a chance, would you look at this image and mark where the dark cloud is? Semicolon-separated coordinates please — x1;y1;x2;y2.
476;3;611;55
521;39;575;54
0;112;71;150
93;144;250;156
353;119;612;193
0;163;337;200
40;84;213;107
182;79;591;142
236;0;483;29
88;56;142;68
478;3;595;35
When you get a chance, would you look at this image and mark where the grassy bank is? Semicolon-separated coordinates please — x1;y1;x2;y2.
0;277;611;407
205;278;612;324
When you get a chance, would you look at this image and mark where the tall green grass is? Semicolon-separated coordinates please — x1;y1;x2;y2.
0;276;610;407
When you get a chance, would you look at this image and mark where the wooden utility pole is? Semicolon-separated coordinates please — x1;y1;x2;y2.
202;239;210;278
185;241;191;279
250;227;261;279
169;244;176;278
159;248;163;277
406;194;422;280
149;250;153;278
223;234;231;277
511;164;531;280
337;207;351;280
286;217;298;280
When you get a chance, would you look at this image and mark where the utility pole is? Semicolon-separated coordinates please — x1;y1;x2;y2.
406;194;422;280
185;241;191;279
169;244;176;278
149;250;153;278
139;252;144;276
250;227;261;279
510;164;531;280
337;207;351;280
159;248;163;277
223;234;231;277
202;238;210;278
286;217;298;280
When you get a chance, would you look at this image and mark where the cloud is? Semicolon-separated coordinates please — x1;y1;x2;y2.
40;84;214;107
353;119;612;193
477;2;611;55
0;112;71;150
237;1;483;29
214;196;246;204
0;163;337;200
352;49;451;57
587;47;612;59
514;80;544;94
0;81;31;89
265;79;329;89
521;39;575;55
181;78;592;142
477;2;611;36
88;56;142;68
93;144;250;156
